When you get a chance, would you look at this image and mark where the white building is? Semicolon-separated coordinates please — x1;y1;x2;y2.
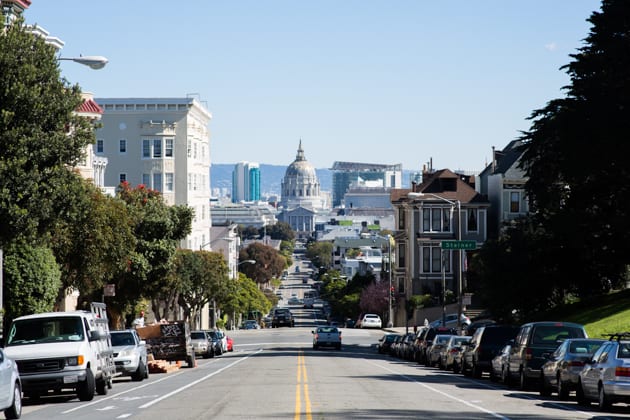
95;97;212;250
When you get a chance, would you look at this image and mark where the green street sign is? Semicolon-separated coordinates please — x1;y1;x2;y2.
441;240;476;250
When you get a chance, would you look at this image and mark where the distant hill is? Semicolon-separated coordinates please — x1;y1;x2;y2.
211;163;411;196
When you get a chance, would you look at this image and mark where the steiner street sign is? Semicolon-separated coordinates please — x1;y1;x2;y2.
441;240;476;250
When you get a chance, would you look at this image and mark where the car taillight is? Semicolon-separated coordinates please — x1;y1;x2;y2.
568;360;585;367
449;348;458;354
315;334;319;340
615;367;630;377
525;348;532;361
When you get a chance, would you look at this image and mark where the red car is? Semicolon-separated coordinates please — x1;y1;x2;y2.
226;336;234;352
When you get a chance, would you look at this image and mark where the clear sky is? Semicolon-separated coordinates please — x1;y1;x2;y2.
26;1;601;172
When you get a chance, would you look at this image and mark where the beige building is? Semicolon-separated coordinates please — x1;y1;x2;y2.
95;97;213;249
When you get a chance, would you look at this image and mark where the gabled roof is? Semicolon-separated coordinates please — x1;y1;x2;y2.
76;98;104;115
391;168;488;205
479;140;524;177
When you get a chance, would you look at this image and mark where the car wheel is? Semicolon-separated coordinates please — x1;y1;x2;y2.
336;344;341;350
539;373;552;397
3;381;21;420
77;369;96;401
453;361;460;374
598;384;611;410
489;369;497;382
472;362;482;379
132;360;147;381
313;344;318;350
557;375;569;400
576;379;590;406
96;377;108;395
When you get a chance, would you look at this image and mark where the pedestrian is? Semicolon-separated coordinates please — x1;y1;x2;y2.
132;311;145;328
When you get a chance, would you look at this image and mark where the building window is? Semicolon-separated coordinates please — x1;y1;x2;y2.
467;208;478;232
423;207;451;232
142;173;150;187
398;243;406;268
119;139;127;153
187;139;192;158
510;191;520;213
153;173;163;193
398;207;405;229
422;245;450;273
142;139;150;158
188;174;192;191
153;139;162;158
119;173;127;184
96;139;104;153
165;138;174;157
165;173;174;192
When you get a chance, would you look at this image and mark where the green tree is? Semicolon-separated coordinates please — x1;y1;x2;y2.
115;182;193;321
265;222;295;241
239;242;286;285
2;241;61;335
0;17;95;247
305;241;332;269
222;273;271;326
519;0;630;296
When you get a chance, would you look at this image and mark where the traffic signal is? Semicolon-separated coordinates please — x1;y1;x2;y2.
390;286;395;297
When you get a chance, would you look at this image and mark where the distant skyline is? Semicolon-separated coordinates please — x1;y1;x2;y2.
27;1;601;172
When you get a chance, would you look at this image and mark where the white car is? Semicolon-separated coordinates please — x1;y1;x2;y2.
361;314;383;329
0;348;22;419
110;329;150;381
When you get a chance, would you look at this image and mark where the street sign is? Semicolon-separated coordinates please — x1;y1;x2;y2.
441;240;476;250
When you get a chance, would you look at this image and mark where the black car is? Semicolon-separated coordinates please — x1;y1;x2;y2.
272;308;295;328
377;333;399;355
462;325;519;378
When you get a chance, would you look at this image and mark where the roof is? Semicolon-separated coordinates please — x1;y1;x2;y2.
391;168;488;205
76;98;104;114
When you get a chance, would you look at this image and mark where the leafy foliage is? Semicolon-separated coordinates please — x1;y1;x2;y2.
359;281;388;314
305;241;332;269
0;18;95;247
239;242;286;285
2;242;61;334
265;222;295;241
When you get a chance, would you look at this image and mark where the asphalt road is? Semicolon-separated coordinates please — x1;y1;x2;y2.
11;322;630;420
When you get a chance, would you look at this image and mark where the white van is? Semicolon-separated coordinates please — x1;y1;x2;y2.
3;302;116;401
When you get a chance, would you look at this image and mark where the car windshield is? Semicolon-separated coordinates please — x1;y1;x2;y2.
531;325;585;345
317;327;338;333
111;332;135;346
190;332;206;340
569;340;604;354
7;316;85;345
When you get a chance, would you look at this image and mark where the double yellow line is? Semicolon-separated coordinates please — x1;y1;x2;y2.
295;351;312;420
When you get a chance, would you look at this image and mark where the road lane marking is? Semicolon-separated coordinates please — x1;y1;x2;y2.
367;360;510;420
139;349;262;409
295;351;312;420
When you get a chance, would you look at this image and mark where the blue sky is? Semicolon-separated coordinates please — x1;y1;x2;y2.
27;1;601;172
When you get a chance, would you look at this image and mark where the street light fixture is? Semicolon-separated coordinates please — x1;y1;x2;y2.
408;192;463;334
58;55;108;70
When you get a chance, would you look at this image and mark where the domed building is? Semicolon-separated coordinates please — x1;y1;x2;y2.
280;140;325;210
279;141;326;238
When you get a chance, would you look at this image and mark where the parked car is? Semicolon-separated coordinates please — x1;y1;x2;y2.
416;327;456;365
462;325;519;378
110;329;150;380
0;348;22;419
429;313;471;330
442;335;471;372
490;342;513;383
240;320;261;330
540;338;606;399
576;333;630;410
360;314;383;329
466;319;497;336
508;321;587;390
312;326;342;350
426;334;455;368
190;330;214;359
377;333;399;355
206;330;225;355
226;336;234;352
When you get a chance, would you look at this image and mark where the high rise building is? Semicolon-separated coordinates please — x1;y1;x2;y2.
95;97;212;250
232;161;260;203
331;161;403;207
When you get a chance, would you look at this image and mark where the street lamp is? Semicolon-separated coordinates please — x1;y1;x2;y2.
408;192;463;334
58;55;108;70
372;234;394;328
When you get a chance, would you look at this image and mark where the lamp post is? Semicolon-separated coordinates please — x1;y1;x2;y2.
373;234;394;328
58;55;108;70
232;259;256;330
408;192;463;333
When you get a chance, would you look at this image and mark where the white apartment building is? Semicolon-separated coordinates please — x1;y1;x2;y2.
95;97;212;250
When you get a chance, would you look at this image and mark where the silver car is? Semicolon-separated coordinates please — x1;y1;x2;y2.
190;330;214;359
110;329;149;381
0;348;22;419
577;333;630;410
540;338;605;400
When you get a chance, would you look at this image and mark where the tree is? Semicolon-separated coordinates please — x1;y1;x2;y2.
0;17;95;248
305;241;332;269
49;179;136;314
519;0;630;296
239;242;286;285
359;281;389;315
265;222;295;241
222;273;272;326
2;241;61;336
114;182;193;321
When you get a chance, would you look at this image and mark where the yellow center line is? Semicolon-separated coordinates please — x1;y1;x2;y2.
295;351;313;420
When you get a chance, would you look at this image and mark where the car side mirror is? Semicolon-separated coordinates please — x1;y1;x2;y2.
89;330;104;341
139;340;146;346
